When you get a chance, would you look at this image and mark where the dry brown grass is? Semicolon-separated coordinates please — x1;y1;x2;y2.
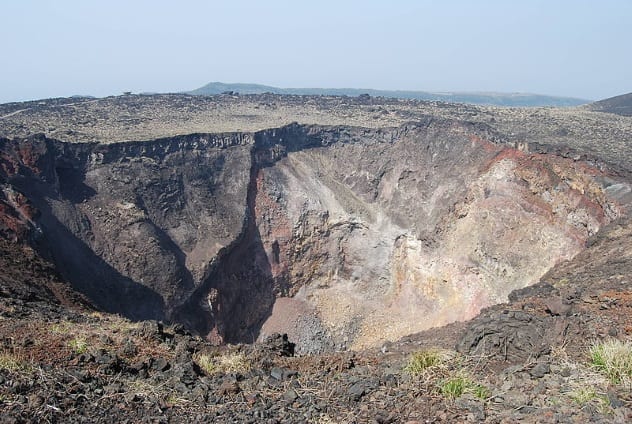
589;338;632;386
193;351;252;375
0;351;31;373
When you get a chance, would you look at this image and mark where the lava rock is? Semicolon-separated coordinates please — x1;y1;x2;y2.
529;362;551;378
283;389;299;402
270;367;298;381
264;333;296;357
544;298;571;316
455;395;486;421
217;380;240;396
347;382;367;401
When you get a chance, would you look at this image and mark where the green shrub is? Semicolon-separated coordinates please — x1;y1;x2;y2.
440;376;469;398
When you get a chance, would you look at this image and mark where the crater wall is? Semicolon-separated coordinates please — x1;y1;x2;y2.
1;121;629;352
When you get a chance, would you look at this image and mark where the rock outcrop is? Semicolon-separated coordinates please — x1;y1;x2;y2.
1;120;630;352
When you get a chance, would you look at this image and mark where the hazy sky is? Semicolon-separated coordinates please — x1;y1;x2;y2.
1;0;630;103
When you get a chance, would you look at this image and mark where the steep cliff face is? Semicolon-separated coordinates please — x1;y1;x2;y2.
0;121;630;352
250;122;631;351
0;133;253;321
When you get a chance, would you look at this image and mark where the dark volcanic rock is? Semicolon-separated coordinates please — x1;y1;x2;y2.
529;362;551;378
0;132;254;331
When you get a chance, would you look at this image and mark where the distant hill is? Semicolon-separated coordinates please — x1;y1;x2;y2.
187;82;590;107
586;92;632;116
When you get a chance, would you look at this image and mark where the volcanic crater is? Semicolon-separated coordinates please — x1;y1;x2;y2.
2;95;631;354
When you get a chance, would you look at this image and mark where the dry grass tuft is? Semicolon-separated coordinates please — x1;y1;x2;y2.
405;349;444;375
404;349;490;401
68;336;89;354
0;350;33;373
438;374;489;400
194;351;251;375
589;338;632;386
568;386;610;412
404;349;456;376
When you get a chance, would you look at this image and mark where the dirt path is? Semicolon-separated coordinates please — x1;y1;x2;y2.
0;108;29;119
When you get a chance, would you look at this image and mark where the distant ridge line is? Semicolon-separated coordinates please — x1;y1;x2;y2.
585;92;632;116
187;82;590;107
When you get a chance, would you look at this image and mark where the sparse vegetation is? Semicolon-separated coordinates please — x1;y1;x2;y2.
471;383;491;401
49;320;73;334
106;316;138;333
438;374;489;400
128;379;193;407
569;386;597;405
554;277;570;287
129;379;163;399
194;352;215;375
0;351;31;373
129;379;189;406
569;387;609;411
69;336;89;354
549;343;616;414
405;349;490;401
404;349;444;375
165;393;191;407
193;351;251;375
439;375;469;399
589;338;632;385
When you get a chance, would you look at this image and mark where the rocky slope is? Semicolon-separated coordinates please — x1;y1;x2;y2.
1;214;632;423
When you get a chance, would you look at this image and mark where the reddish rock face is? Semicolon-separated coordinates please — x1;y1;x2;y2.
253;123;630;351
0;139;47;241
0;190;36;241
0;122;630;353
